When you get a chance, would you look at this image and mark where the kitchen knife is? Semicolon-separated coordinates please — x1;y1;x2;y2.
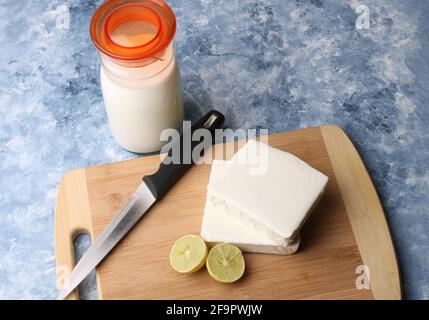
57;110;225;300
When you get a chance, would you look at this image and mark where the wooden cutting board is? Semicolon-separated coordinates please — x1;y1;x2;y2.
54;125;401;300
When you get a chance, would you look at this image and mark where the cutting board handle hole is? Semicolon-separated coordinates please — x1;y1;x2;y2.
73;233;99;300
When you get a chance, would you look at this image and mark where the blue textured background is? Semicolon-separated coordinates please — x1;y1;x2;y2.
0;0;428;299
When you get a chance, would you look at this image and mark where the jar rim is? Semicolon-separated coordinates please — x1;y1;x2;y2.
90;0;176;63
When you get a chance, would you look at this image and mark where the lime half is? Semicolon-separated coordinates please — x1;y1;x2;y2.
206;243;245;283
170;235;208;273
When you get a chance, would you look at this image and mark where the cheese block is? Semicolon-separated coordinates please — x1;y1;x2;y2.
201;160;300;254
202;198;300;254
207;140;329;242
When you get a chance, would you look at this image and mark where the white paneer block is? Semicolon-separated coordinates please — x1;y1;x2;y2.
206;140;328;243
201;160;300;255
201;199;300;254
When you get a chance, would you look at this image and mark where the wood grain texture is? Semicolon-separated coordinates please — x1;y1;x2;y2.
54;126;400;300
54;168;94;300
321;125;402;300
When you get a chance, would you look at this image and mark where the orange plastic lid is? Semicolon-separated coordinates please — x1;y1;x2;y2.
90;0;176;62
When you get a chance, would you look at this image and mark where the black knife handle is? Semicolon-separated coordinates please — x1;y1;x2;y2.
143;110;225;200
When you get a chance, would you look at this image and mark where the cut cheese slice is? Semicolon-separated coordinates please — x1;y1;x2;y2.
201;160;300;255
207;140;329;242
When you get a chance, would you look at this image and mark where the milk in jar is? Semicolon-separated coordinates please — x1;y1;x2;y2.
90;0;182;153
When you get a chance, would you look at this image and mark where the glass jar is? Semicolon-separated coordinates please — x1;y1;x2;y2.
90;0;183;153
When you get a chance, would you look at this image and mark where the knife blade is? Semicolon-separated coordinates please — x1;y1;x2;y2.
57;110;225;300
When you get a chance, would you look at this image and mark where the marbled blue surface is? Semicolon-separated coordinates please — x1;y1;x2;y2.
0;0;428;299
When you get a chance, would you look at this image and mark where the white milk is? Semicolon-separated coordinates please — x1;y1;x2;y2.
100;44;183;153
90;0;182;153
